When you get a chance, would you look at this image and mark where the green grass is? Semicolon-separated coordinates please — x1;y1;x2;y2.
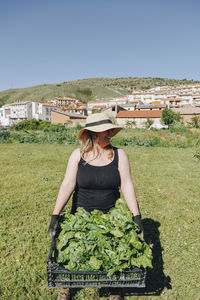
0;144;200;299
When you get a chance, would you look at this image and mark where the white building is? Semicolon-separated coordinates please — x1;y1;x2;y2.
87;100;113;115
0;102;33;126
0;101;61;126
53;97;77;107
131;91;167;105
32;102;60;121
0;105;11;126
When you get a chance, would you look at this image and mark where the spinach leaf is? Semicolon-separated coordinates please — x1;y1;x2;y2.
56;199;153;275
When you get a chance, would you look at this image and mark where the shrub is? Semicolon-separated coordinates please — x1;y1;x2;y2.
125;120;136;128
12;119;51;130
75;123;83;130
189;115;200;128
144;118;154;129
0;131;11;143
19;134;39;143
169;121;187;132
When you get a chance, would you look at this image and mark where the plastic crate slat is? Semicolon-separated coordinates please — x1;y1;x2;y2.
49;282;145;288
54;277;144;283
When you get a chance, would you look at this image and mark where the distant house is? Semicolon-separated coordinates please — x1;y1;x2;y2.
103;105;126;118
87;97;129;115
116;110;162;128
51;110;86;126
62;106;87;116
161;98;182;106
0;101;61;126
53;97;77;107
135;104;167;111
0;105;11;126
0;102;33;126
32;102;60;121
87;100;113;115
131;91;166;104
172;107;200;122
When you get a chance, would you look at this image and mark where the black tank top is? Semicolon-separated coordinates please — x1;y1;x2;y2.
71;147;120;214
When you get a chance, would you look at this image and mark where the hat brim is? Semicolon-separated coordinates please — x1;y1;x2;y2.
78;124;123;139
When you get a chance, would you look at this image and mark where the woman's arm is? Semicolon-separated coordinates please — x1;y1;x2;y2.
52;148;80;215
118;148;140;216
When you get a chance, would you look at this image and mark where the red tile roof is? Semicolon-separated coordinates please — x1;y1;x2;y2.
116;110;162;118
55;97;76;101
93;105;106;109
88;100;112;104
40;103;57;107
112;96;128;99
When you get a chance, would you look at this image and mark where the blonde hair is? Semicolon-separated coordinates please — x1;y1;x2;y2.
79;130;114;162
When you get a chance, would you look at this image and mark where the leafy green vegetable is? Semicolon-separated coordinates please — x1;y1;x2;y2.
55;199;153;276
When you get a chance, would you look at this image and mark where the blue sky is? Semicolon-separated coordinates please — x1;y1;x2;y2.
0;0;200;91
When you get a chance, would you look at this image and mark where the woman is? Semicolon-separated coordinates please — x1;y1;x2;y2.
48;113;143;300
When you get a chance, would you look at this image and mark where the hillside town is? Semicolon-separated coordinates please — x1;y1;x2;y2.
1;84;200;128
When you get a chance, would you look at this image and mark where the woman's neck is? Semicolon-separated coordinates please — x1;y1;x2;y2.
86;143;112;161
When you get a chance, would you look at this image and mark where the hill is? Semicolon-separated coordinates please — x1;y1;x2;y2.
0;77;200;107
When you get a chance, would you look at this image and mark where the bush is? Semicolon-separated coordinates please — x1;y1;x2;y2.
75;123;83;130
144;118;154;129
188;116;200;128
19;133;39;143
125;120;136;128
12;119;51;130
169;121;187;132
0;131;11;143
44;124;66;132
113;136;161;147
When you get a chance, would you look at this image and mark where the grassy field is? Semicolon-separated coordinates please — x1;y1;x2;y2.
0;144;200;299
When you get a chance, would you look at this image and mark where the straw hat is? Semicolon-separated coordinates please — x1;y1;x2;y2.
78;113;123;139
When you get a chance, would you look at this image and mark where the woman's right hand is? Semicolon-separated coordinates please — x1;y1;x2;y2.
48;215;60;237
133;215;144;239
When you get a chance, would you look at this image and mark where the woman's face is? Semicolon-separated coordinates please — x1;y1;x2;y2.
97;129;114;148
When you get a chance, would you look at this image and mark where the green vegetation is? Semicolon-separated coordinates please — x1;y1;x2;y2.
1;77;199;105
56;200;152;275
161;108;182;126
189;115;200;128
125;120;136;128
1;123;200;149
0;144;200;299
11;119;52;130
144;118;154;129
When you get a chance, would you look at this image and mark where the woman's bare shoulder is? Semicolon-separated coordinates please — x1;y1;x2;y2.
69;148;81;162
118;148;128;159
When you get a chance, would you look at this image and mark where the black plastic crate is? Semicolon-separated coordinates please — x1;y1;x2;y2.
47;236;146;288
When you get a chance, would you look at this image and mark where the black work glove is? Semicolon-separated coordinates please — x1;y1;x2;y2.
133;214;144;238
48;215;60;237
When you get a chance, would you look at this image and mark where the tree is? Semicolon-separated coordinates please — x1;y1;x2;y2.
161;108;182;126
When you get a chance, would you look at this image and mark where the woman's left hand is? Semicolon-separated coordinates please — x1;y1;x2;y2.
48;215;60;237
